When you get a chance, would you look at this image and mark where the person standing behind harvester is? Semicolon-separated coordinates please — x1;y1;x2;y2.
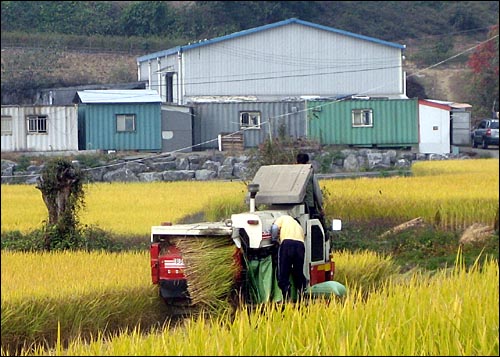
296;152;325;227
272;214;306;301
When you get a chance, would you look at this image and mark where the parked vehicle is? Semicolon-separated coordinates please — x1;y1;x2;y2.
471;119;499;149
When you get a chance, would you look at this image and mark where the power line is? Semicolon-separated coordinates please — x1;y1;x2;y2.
148;64;403;88
406;34;498;78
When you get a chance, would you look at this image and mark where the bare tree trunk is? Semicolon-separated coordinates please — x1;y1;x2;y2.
40;192;58;225
36;162;80;250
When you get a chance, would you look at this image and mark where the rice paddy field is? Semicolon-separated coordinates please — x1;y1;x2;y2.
1;180;249;236
1;158;499;355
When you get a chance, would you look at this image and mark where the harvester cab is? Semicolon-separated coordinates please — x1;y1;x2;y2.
150;163;345;310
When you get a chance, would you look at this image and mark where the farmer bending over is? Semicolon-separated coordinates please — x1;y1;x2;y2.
272;214;306;301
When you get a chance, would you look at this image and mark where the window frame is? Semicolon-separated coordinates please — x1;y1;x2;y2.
351;109;373;127
239;111;261;129
116;114;136;133
27;114;48;134
1;115;13;136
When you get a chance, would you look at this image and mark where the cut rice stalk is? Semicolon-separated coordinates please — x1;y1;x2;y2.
174;236;240;316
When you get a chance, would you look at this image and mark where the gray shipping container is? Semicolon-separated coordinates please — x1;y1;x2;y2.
192;101;306;150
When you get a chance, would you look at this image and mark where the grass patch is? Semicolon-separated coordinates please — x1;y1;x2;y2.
1;226;130;252
332;219;499;271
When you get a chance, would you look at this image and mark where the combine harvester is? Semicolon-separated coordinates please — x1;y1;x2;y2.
150;163;346;313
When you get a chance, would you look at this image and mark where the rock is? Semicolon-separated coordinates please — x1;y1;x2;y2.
195;169;217;180
187;155;203;170
343;153;360;171
395;158;411;169
84;167;107;182
124;161;148;174
175;157;190;170
223;156;237;166
367;152;391;170
429;153;446;160
138;172;164;182
163;170;195;181
232;162;251;179
218;165;234;179
202;160;221;173
26;164;44;174
103;168;139;182
459;223;495;244
147;160;177;171
1;160;16;176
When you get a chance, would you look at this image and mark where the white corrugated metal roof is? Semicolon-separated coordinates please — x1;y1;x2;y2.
76;90;161;103
450;102;472;109
426;99;472;109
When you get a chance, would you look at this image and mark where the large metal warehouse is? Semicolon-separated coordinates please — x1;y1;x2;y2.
137;18;407;105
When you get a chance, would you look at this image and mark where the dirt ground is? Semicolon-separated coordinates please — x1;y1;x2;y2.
404;61;471;104
459;146;499;159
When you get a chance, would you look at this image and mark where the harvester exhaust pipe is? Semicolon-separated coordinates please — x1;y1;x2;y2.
247;183;259;213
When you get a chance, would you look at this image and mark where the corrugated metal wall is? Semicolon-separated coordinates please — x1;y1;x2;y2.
307;99;418;146
192;101;306;150
161;104;193;153
138;54;179;103
83;103;161;151
183;24;403;99
451;110;471;145
1;105;78;152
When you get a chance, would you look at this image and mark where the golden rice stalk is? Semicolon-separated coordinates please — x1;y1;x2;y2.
173;236;240;316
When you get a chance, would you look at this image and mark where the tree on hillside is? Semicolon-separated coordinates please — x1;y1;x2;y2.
406;76;428;99
467;24;499;120
119;1;175;37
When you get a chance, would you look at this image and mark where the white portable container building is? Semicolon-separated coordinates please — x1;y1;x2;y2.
1;105;78;152
418;99;451;154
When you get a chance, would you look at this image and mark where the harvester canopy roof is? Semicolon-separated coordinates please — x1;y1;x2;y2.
246;164;312;205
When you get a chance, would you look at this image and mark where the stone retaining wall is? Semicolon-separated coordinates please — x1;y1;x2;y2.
1;148;473;185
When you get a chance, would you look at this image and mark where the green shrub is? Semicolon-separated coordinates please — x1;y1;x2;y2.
1;226;126;252
15;155;32;172
74;153;108;168
1;230;45;251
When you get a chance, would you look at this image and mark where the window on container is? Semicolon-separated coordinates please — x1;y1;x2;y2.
1;116;13;135
240;111;261;129
352;109;373;127
27;115;48;133
116;114;136;132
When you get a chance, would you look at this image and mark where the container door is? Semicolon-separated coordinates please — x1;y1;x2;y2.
304;219;326;286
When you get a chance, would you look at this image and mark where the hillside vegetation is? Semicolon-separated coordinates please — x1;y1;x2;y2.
2;1;498;43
